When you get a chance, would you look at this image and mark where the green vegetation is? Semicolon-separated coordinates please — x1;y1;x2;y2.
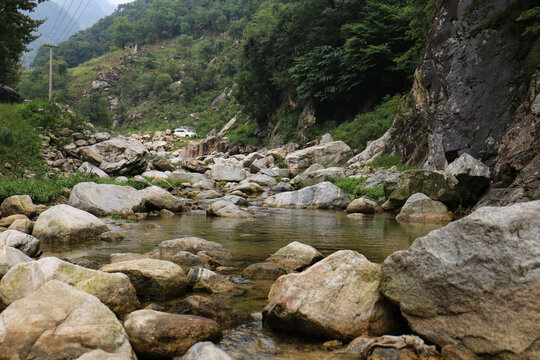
329;177;386;204
329;177;366;196
366;154;416;171
355;185;385;204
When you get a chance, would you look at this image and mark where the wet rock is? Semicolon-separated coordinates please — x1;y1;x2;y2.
187;267;235;293
100;258;188;301
182;342;232;360
0;257;139;315
140;185;187;212
8;218;33;233
242;262;287;280
285;141;354;176
170;295;250;327
381;200;540;358
124;310;222;358
385;170;459;209
0;246;32;279
447;153;491;206
151;237;232;264
32;204;109;243
213;195;249;207
395;193;452;224
110;252;152;263
0;195;36;217
346;197;383;214
263;250;402;340
80;136;148;175
69;182;145;216
210;164;247;182
265;241;323;271
0;229;40;257
100;231;125;242
207;201;253;218
0;280;134;359
79;161;110;179
263;182;351;209
171;251;209;269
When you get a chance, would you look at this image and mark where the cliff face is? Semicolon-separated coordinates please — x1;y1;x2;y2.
357;1;534;163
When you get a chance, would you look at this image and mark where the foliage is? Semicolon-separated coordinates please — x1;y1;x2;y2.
331;95;401;151
0;0;44;86
517;7;540;35
18;60;70;100
354;184;385;203
77;91;113;127
366;154;416;171
328;177;366;196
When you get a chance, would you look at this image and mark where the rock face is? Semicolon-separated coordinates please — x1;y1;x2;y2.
263;182;351;209
80;136;148;175
0;246;32;279
179;136;230;159
395;193;452;224
139;185;187;212
285;141;353;176
354;0;535;171
263;250;402;340
0;280;134;359
124;310;222;358
0;257;139;315
447;153;491;206
182;342;232;360
100;259;188;301
207;200;252;218
265;241;323;271
0;195;36;217
68;182;145;216
381;200;540;359
32;204;109;243
0;229;40;257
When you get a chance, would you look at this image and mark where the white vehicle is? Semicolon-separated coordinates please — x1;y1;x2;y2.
173;128;197;138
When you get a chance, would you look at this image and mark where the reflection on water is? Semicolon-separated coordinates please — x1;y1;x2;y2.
42;208;440;266
40;208;441;359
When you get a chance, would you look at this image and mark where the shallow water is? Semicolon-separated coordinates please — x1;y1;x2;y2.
41;208;441;358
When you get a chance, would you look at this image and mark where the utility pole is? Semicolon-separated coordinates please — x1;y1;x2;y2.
44;44;55;100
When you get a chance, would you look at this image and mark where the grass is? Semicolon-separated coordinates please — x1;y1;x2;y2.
366;154;416;172
328;177;385;204
355;184;385;204
328;177;366;196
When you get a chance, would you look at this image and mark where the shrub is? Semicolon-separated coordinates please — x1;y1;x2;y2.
366;154;415;171
328;177;366;195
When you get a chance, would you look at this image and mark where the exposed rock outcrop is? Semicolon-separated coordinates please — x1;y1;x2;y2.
80;136;148;175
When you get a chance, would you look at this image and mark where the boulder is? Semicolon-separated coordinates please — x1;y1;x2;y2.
244;174;278;187
80;136;148;175
209;164;247;182
364;170;400;189
150;237;232;264
265;241;323;271
0;229;40;257
346;197;383;214
263;250;402;340
139;185;187;212
78;161;110;179
0;280;134;359
68;182;145;216
242;262;287;280
32;204;109;243
207;200;253;218
182;342;232;360
447;153;491;206
0;195;36;217
171;251;209;269
0;214;28;228
196;190;222;200
170;295;250;327
8;218;33;233
171;170;208;184
395;193;452;224
0;257;139;315
76;350;133;360
231;182;264;195
285;141;354;176
263;182;351;209
385;170;459;209
0;246;32;279
124;310;222;358
153;156;175;171
187;267;235;293
250;155;274;173
183;159;211;173
381;200;540;358
100;258;188;301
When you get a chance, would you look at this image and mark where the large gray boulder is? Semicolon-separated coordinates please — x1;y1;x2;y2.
381;200;540;359
292;166;346;189
0;257;139;315
68;182;145;216
124;310;222;358
139;185;187;212
395;193;452;224
32;204;109;243
209;164;247;182
263;182;351;209
447;153;491;206
346;197;383;214
0;195;36;217
0;280;135;359
0;229;40;257
265;241;323;271
263;250;402;340
100;259;188;301
285;141;353;176
80;136;148;175
0;246;32;279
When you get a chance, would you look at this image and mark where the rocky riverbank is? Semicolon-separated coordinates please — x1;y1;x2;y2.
0;130;538;359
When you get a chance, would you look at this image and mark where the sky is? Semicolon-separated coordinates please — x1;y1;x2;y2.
107;0;134;5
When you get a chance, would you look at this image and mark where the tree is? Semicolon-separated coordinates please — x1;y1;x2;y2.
0;0;44;86
113;16;135;49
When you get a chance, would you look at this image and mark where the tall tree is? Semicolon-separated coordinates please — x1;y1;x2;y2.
0;0;44;86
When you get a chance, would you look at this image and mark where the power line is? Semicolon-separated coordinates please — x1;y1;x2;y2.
62;0;91;42
44;0;68;44
48;0;77;44
53;0;86;44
